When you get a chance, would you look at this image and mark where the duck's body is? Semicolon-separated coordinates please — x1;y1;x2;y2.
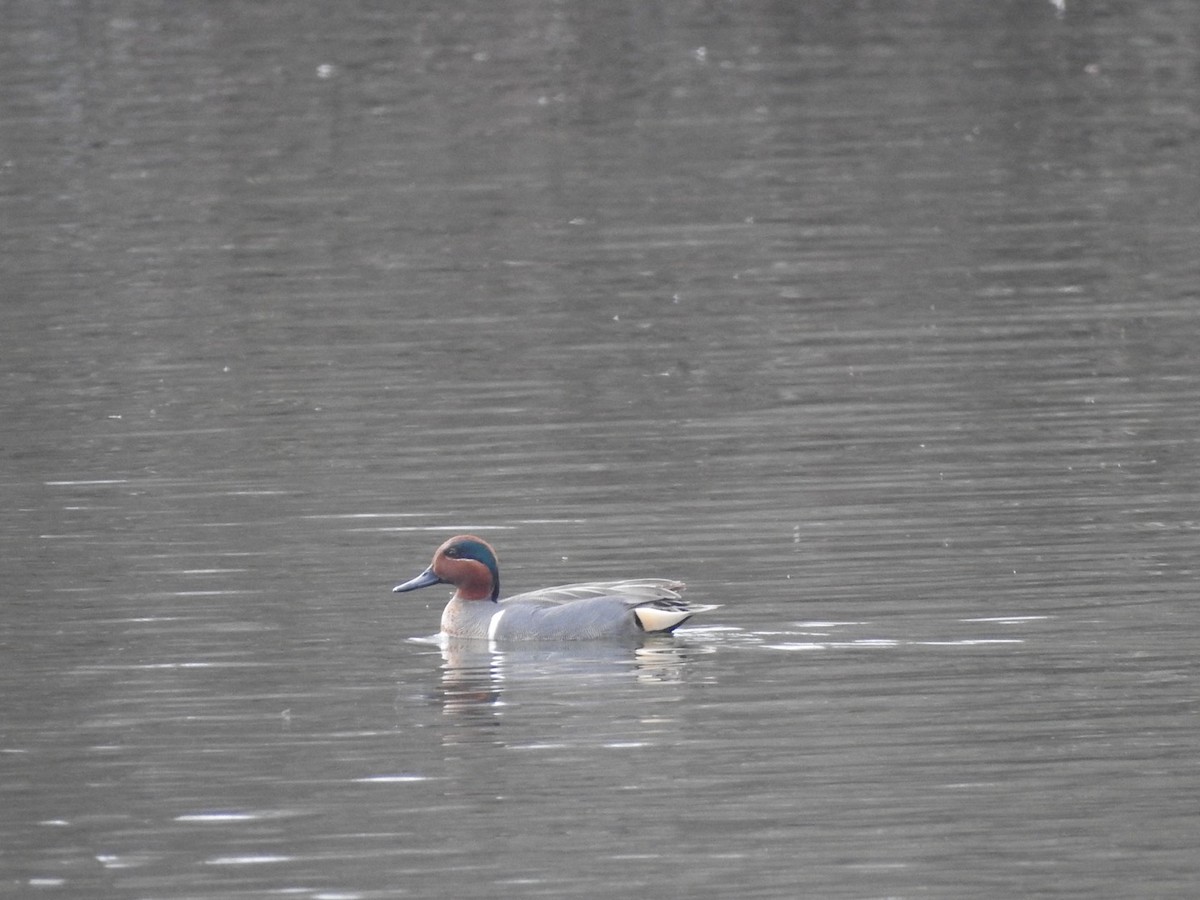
392;535;717;641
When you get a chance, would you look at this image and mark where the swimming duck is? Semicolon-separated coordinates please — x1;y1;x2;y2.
392;534;718;640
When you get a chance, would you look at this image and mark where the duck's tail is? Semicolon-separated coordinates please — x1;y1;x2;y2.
633;597;722;633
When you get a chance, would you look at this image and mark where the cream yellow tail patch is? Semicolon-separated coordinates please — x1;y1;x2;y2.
633;606;693;633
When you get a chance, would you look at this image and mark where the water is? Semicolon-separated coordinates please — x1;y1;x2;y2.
3;1;1199;897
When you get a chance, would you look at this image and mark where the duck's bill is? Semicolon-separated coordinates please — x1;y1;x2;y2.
392;566;443;593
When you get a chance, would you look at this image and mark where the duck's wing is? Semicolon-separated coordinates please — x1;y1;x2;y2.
496;580;719;637
504;579;720;634
503;579;687;607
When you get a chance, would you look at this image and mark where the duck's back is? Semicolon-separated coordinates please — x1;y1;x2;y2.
492;579;703;640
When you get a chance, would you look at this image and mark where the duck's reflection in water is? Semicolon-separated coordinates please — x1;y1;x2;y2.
429;635;709;717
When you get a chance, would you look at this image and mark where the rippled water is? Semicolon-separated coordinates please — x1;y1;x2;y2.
3;1;1199;898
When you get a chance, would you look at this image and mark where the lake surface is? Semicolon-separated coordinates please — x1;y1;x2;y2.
3;1;1199;897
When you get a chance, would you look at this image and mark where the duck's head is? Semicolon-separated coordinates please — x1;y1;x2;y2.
392;534;500;602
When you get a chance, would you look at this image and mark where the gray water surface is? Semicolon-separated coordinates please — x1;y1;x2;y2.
3;2;1199;898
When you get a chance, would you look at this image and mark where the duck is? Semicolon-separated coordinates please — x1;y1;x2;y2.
391;534;718;640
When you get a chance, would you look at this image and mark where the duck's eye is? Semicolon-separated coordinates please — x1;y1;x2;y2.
444;546;461;558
